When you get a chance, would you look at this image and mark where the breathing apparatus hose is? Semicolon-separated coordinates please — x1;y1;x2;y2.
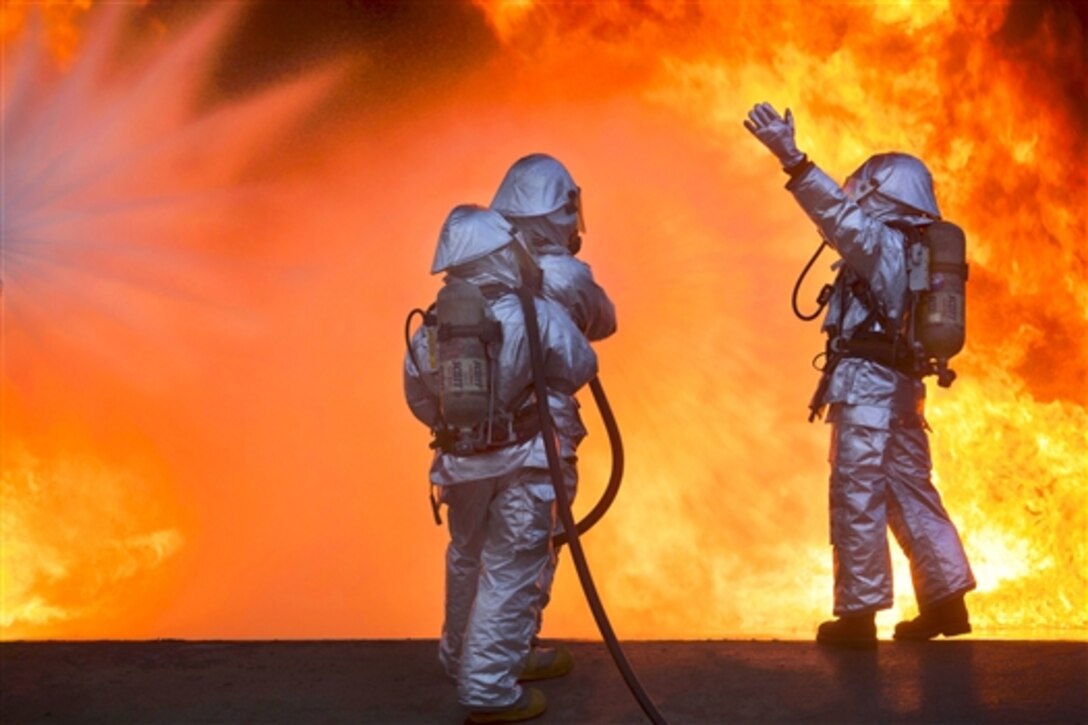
404;307;429;380
552;376;623;549
517;286;669;725
792;238;830;322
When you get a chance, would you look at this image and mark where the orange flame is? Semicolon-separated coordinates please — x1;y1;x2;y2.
2;2;343;639
1;444;183;638
2;1;1084;640
1;0;94;67
471;0;1088;639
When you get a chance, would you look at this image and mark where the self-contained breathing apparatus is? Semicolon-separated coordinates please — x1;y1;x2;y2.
403;278;667;725
794;220;968;420
404;280;542;460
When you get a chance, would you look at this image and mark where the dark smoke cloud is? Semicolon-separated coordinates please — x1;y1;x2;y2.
996;0;1088;138
142;1;500;107
976;0;1088;405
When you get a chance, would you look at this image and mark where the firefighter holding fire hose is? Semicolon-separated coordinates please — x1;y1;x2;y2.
491;153;617;663
744;102;976;649
403;205;597;722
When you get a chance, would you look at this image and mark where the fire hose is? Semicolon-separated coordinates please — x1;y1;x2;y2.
517;285;669;725
551;376;622;549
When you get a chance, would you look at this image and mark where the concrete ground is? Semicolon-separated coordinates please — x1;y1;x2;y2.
2;639;1085;724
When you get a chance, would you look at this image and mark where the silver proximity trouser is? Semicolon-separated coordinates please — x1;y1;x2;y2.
438;469;556;709
829;419;975;616
533;458;577;642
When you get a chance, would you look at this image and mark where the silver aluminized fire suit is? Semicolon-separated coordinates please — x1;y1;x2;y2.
404;205;597;710
491;153;617;637
787;153;976;616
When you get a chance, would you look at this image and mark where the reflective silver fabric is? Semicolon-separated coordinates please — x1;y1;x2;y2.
531;252;616;605
538;250;617;455
496;158;617;449
532;459;576;642
437;469;555;709
517;252;613;640
788;163;920;416
843;152;941;224
449;245;524;292
406;206;597;484
788;160;975;615
431;204;520;274
491;153;579;218
494;159;617;644
743;102;806;168
537;250;617;344
829;414;976;615
405;290;597;484
404;211;597;707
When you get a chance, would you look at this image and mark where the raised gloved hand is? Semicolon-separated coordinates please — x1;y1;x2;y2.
744;102;805;169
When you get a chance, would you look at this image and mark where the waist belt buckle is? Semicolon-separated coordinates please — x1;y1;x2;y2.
501;415;517;444
482;414;515;447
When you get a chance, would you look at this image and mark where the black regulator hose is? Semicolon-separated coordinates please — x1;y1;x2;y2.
517;286;668;725
792;238;831;322
552;376;623;549
404;307;429;378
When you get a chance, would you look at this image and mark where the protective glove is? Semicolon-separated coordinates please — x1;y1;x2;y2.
744;102;806;169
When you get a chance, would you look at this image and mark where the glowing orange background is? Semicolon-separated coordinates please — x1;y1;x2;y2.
2;1;1085;641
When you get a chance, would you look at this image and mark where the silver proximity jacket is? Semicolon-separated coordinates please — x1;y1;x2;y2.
787;163;925;429
534;242;616;448
490;153;615;449
787;158;975;615
537;242;617;343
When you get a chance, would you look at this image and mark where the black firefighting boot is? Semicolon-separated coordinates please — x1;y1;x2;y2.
816;612;877;650
894;594;971;641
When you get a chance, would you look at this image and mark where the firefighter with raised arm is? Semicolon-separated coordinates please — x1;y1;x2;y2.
744;102;976;649
403;205;597;722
